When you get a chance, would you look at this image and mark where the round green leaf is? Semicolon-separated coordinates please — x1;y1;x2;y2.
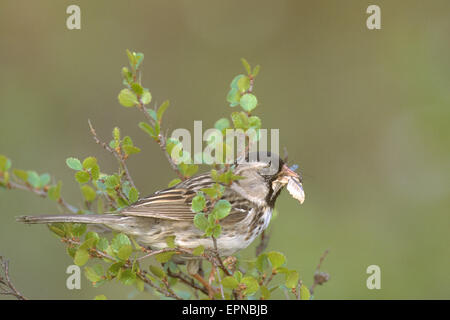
149;265;165;279
193;213;208;231
75;171;90;184
267;251;286;269
222;276;239;289
191;193;206;213
285;270;299;289
212;200;231;220
81;185;96;201
240;93;258;112
66;157;83;171
74;248;89;266
241;276;259;295
141;90;152;105
118;88;138;107
214;118;231;132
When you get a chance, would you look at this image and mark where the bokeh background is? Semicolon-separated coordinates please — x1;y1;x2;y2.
1;0;449;299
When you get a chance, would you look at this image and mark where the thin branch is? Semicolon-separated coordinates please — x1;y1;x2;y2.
255;230;270;256
309;249;330;295
62;238;181;300
135;101;184;180
4;179;78;214
212;237;231;276
0;256;27;300
87;120;137;190
167;269;209;296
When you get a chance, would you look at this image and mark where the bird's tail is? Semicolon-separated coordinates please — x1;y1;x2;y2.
17;214;123;225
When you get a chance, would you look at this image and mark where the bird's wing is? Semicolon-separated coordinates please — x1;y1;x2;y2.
120;173;252;222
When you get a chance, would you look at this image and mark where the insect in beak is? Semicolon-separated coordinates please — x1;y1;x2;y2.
277;164;305;204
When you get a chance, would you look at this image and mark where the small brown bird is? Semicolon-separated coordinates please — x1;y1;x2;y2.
18;152;304;257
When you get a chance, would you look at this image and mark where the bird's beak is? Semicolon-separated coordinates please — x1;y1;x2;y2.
279;164;305;204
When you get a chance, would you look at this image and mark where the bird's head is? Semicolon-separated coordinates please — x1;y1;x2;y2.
233;151;305;206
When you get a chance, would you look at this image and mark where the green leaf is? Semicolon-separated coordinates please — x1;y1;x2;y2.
81;185;96;201
237;75;250;93
108;262;124;276
74;248;89;266
230;74;245;89
84;264;103;283
39;173;51;187
168;178;181;187
240;93;258;112
149;265;165;279
141;89;152;105
192;245;204;256
248;116;261;129
155;251;175;263
119;269;136;285
227;87;241;106
166;235;176;248
178;163;198;177
201;184;224;200
131;82;143;96
157;100;170;122
75;171;90;184
139;122;156;138
90;164;100;181
135;52;144;69
27;171;40;188
13;169;28;182
118;88;138;107
117;244;133;261
135;278;145;292
48;181;62;201
126;49;136;67
285;271;299;289
252;65;260;77
82;157;97;170
260;285;270;299
85;231;100;246
147;108;157;121
191;192;206;213
113;127;121;142
94;295;107;300
234;271;243;283
104;175;120;189
212;224;222;238
256;253;269;272
193;213;208;231
222;276;239;289
214;118;231;132
96;238;109;252
111;233;132;252
67;246;77;258
212;200;231;220
79;236;96;250
231;111;249;129
300;284;311;300
0;155;10;172
123;145;141;155
48;224;66;237
267;251;286;269
241;58;251;75
66;157;83;171
241;276;259;295
122;136;133;146
128;187;139;203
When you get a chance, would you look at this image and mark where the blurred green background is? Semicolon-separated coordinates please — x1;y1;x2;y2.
1;0;449;299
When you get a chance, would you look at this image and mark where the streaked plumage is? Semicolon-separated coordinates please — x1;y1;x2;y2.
18;152;304;257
